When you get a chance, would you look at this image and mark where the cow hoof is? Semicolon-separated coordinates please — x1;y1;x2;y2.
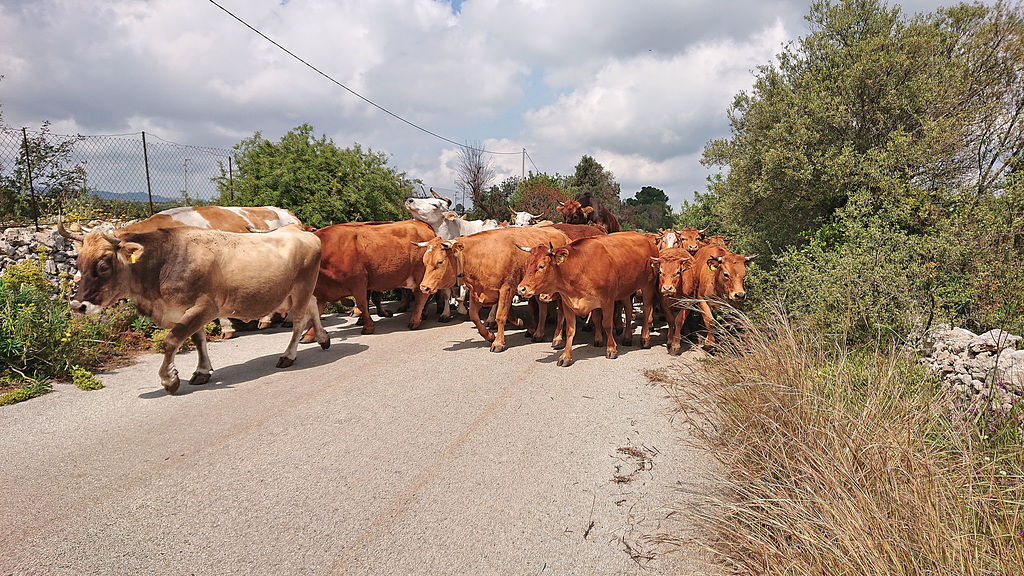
356;317;365;326
551;338;564;349
439;315;452;323
490;342;505;353
623;337;634;347
641;338;651;349
407;321;420;330
276;357;295;368
381;310;394;318
557;357;573;367
163;377;180;395
606;350;619;359
361;326;375;335
510;317;524;328
668;345;682;356
257;321;272;330
319;339;331;350
299;335;315;344
189;372;211;386
221;330;235;340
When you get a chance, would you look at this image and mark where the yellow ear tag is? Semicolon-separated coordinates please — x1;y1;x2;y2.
130;252;139;264
556;254;566;264
708;263;717;271
453;246;463;255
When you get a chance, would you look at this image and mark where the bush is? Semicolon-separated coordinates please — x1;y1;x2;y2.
1;258;51;294
70;365;103;391
672;307;1024;575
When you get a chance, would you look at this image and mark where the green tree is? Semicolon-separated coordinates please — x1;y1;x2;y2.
508;172;571;222
701;0;1024;340
0;122;85;225
567;155;621;207
217;124;412;227
624;185;673;231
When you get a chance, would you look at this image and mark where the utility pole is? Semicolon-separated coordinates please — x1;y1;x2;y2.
522;148;526;179
183;158;191;204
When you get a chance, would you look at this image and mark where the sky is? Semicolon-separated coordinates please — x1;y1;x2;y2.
0;0;952;210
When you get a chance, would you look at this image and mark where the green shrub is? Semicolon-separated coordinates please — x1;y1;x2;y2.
1;258;51;294
70;365;103;391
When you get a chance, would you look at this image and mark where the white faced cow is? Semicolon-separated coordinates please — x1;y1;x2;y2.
404;189;501;318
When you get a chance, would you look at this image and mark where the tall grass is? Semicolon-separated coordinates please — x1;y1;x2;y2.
674;306;1023;575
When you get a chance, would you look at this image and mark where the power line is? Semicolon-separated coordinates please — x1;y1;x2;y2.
207;0;522;156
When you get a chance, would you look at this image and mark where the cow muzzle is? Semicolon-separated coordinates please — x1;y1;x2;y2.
70;299;104;315
660;285;676;295
517;285;534;298
731;291;746;302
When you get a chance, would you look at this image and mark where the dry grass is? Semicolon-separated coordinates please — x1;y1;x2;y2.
670;307;1024;575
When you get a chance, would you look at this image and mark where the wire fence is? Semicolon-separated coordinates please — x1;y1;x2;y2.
1;127;235;226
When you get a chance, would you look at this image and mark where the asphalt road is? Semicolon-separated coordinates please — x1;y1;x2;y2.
1;305;720;575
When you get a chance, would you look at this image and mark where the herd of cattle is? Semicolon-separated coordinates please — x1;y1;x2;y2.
57;190;755;394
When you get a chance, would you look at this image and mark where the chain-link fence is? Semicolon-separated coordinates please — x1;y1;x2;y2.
1;126;236;226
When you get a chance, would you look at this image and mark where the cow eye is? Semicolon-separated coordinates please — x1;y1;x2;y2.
96;258;112;276
723;271;730;279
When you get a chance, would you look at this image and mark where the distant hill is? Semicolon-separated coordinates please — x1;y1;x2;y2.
91;190;181;205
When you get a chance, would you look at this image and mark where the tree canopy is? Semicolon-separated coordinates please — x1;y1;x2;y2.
217;124;412;228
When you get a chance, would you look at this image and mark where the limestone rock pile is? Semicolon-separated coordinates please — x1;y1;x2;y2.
919;327;1024;412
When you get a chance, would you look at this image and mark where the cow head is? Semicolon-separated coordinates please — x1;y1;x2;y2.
651;250;692;297
557;199;585;225
703;235;732;249
516;243;566;298
706;251;756;302
405;189;452;228
678;228;706;255
416;237;459;294
68;227;145;314
511;210;541;227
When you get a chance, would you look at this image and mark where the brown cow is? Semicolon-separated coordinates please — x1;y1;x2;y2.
700;235;732;249
65;224;329;394
60;205;302;338
651;247;696;355
557;193;621;233
690;245;755;349
303;220;435;339
516;232;658;366
418;226;571;352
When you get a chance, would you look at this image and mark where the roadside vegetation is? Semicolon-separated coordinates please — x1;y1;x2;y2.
668;0;1024;573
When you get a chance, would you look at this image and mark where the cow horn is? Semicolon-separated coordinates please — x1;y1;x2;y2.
745;254;758;262
99;226;122;247
510;207;517;216
56;217;85;242
650;256;660;263
529;212;541;219
430;188;453;207
515;243;532;252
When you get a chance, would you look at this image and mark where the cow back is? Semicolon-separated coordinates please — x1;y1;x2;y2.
121;206;301;235
458;226;571;299
314;220;435;300
551;223;607;241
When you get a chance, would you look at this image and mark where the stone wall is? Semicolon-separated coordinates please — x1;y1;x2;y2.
0;225;80;291
919;327;1024;413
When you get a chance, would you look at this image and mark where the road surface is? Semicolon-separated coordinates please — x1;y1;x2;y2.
1;307;719;575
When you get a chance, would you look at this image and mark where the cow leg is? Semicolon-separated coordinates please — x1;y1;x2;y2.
189;331;213;386
372;291;392;318
437;288;453;322
551;298;566;349
558;312;577;367
354;285;375;335
468;294;495;344
530;297;548;342
456;286;469;315
697;300;717;349
408;287;429;330
257;313;275;330
640;288;654;349
218;317;236;339
602;303;619;359
620;298;635;347
590;311;605;347
279;298;330;368
661;295;678;354
485;304;498;329
299;294;328;344
159;304;216;394
490;285;515;353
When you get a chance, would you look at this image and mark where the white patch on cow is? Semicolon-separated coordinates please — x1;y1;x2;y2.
663;231;677;248
224;207;257;229
164;207;212;229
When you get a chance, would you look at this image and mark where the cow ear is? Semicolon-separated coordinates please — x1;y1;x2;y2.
451;241;464;255
724;237;733;246
553;247;569;265
119;242;145;265
706;257;718;271
581;206;594;215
